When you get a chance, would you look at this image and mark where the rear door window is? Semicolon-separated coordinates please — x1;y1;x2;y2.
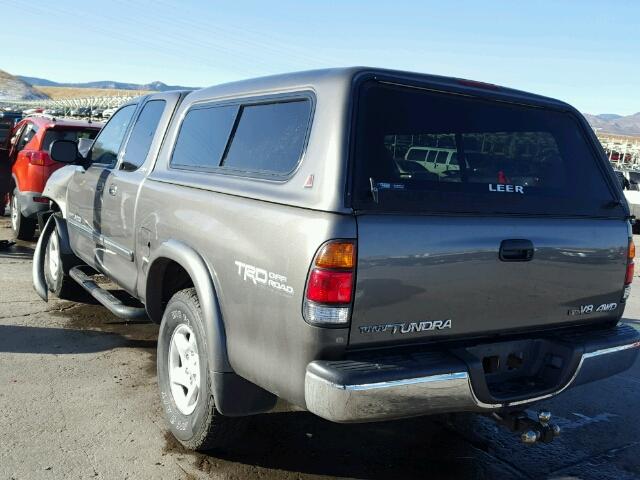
121;100;166;170
406;148;425;161
435;151;448;164
352;81;620;217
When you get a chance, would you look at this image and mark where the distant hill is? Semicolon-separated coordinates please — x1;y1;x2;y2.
594;113;623;121
584;112;640;136
8;71;640;136
18;75;194;92
0;70;49;101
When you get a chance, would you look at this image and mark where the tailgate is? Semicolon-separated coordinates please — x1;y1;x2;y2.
348;78;630;347
349;215;629;346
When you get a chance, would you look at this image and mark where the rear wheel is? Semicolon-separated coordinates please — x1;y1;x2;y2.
10;190;36;241
44;225;85;300
157;288;246;451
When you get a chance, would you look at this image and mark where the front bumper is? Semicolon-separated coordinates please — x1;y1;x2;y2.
305;324;640;423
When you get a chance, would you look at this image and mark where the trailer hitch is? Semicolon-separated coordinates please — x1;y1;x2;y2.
489;410;561;444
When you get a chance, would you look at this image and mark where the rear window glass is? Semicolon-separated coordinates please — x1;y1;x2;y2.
221;99;311;175
43;128;99;152
352;81;619;217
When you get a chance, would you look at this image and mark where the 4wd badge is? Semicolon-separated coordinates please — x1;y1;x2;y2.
568;303;618;316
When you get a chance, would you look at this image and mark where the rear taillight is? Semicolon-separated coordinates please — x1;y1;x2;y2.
28;151;50;166
624;238;635;300
306;270;353;303
303;240;355;326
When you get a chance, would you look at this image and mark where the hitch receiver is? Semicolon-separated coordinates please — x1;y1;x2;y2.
489;410;561;445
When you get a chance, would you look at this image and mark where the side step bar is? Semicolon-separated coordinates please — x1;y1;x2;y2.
69;266;147;320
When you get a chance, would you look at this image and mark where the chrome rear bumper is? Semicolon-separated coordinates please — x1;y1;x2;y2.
305;325;640;423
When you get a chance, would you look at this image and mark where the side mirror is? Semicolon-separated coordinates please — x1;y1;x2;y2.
50;139;79;164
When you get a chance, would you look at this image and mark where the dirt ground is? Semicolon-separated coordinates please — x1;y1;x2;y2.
1;216;639;479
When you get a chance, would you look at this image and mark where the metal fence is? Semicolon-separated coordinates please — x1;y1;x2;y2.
599;135;640;170
0;95;139;114
2;96;640;171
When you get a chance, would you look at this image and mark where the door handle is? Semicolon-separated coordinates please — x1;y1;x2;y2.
108;184;118;196
499;239;534;262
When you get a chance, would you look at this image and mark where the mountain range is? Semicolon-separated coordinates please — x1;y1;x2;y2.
582;112;640;137
0;70;49;101
18;75;194;92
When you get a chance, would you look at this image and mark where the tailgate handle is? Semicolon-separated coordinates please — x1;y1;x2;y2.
499;239;534;262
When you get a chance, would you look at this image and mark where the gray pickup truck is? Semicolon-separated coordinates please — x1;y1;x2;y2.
33;68;640;449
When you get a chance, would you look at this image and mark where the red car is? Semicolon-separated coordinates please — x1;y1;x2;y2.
2;115;102;239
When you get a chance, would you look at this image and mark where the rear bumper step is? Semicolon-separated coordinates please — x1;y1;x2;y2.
305;324;640;423
69;266;147;320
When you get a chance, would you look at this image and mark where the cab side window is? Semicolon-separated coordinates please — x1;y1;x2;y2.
221;99;311;175
90;105;137;166
121;100;166;170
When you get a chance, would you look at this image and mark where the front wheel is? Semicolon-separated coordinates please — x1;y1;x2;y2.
10;191;36;241
44;224;85;300
157;288;245;451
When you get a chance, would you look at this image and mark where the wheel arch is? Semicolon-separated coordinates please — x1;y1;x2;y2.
51;214;74;257
145;240;277;416
145;240;232;374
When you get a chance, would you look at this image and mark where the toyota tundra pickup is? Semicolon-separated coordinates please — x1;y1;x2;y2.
33;68;640;450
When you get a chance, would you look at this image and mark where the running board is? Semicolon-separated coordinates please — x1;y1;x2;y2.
69;266;147;319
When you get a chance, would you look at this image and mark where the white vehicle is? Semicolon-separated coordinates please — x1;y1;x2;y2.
614;169;640;233
404;146;459;176
101;107;117;119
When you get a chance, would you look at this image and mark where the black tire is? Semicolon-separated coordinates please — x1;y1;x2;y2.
157;288;245;451
44;225;85;301
10;190;36;241
632;222;640;235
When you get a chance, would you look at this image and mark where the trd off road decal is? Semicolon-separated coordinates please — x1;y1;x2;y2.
234;260;294;295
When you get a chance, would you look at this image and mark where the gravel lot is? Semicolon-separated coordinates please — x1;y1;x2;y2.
1;216;639;480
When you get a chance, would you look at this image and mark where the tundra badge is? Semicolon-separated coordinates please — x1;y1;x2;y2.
359;319;452;335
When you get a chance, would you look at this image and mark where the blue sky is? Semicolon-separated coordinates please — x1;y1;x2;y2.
1;0;638;114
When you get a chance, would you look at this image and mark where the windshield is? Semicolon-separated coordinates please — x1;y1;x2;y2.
352;81;620;217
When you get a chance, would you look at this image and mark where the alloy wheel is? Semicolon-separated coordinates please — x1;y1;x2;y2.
168;323;201;415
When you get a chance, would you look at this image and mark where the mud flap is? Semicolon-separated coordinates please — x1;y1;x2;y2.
32;215;55;301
